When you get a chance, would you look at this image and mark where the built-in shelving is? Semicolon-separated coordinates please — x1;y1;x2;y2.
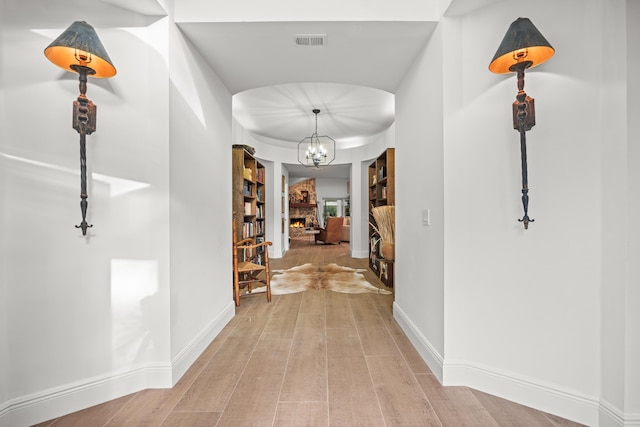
233;147;267;265
368;148;395;288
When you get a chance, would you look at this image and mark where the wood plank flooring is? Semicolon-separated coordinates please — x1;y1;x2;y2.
37;238;584;426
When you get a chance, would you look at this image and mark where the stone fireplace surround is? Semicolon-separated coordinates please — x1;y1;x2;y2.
289;178;317;237
289;206;317;237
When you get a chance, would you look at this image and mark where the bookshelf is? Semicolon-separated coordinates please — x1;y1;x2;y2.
368;148;395;287
232;147;267;264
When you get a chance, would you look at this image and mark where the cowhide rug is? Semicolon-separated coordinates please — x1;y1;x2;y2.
251;263;391;295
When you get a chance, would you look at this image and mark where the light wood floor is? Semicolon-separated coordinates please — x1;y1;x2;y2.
37;238;584;426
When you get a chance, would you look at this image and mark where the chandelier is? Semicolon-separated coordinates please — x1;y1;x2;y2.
298;109;335;169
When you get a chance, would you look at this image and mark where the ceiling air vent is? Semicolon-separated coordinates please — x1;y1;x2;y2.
294;34;327;47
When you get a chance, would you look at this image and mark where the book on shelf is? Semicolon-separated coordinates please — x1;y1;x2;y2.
256;236;264;255
243;181;253;196
243;167;252;181
244;202;252;215
256;168;265;183
242;221;254;238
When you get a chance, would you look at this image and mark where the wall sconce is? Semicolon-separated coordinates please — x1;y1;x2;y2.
489;17;554;229
44;21;117;235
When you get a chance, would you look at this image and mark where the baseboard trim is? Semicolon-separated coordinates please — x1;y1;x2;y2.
171;300;235;384
392;302;607;426
599;399;625;427
0;301;235;427
0;364;171;427
599;399;640;427
443;360;599;426
351;249;368;258
392;301;444;382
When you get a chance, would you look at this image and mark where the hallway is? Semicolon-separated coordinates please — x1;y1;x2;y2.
37;239;583;426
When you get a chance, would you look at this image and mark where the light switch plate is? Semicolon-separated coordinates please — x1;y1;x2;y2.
423;209;430;226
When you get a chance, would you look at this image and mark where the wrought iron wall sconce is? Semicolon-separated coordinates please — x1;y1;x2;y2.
44;21;117;235
489;17;554;229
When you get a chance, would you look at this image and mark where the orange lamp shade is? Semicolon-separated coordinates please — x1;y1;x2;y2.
489;17;554;74
44;21;116;78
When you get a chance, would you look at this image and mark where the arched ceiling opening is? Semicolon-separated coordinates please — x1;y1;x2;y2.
179;20;437;145
233;83;395;146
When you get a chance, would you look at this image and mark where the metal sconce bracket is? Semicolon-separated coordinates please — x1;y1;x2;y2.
72;65;97;235
512;62;534;229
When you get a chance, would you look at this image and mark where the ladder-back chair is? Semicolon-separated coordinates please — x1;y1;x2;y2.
232;217;272;306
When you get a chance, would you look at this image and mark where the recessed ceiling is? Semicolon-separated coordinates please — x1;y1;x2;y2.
233;82;395;144
179;20;436;146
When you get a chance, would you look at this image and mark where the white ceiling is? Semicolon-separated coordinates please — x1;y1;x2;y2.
173;18;437;178
179;21;436;145
232;83;395;145
177;21;437;96
178;20;436;176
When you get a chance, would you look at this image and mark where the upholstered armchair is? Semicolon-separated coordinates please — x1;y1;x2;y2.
341;217;350;242
315;216;343;244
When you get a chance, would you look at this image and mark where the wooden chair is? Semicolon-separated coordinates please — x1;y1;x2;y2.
315;216;343;244
232;219;272;306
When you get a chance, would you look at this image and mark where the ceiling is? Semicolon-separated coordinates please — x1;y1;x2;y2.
178;21;437;96
178;20;437;177
178;21;436;144
231;83;395;146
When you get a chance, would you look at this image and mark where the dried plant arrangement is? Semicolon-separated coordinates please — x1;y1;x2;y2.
370;205;395;244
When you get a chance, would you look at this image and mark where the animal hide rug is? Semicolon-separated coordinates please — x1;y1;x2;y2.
253;263;391;295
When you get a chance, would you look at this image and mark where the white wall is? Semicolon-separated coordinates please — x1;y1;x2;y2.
451;0;601;422
168;16;235;380
0;5;237;425
393;17;446;380
394;0;639;425
625;2;640;419
599;1;630;424
1;16;175;425
0;0;8;411
445;5;601;424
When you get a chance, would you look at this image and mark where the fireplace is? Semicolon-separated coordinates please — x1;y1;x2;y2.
290;217;306;229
